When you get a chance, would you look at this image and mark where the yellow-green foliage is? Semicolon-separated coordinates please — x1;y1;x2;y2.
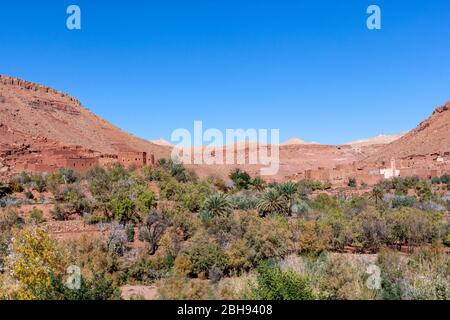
240;213;291;263
157;275;213;300
5;227;65;300
289;220;332;255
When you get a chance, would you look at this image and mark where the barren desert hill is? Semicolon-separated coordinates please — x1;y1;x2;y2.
363;102;450;164
0;75;171;158
344;133;405;147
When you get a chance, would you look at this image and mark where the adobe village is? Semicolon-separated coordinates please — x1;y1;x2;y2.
1;75;449;186
0;75;449;300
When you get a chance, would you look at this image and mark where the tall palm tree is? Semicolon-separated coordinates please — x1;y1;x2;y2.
370;186;384;205
277;181;298;216
256;188;288;217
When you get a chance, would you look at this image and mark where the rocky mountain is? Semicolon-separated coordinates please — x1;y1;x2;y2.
364;102;450;163
0;75;170;158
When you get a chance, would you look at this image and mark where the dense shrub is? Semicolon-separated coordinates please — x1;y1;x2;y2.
125;222;135;242
391;195;416;208
180;232;227;278
28;207;46;224
386;208;443;246
352;210;388;251
158;276;213;300
4;227;64;300
249;262;315;300
31;272;121;300
123;254;173;284
240;214;290;263
229;193;259;210
289;220;332;255
51;204;71;221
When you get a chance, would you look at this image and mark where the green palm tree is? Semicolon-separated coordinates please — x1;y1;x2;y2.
370;186;384;205
257;188;288;217
277;182;298;215
251;176;266;192
202;193;232;218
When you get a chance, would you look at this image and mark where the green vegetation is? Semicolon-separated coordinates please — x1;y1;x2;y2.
0;163;449;300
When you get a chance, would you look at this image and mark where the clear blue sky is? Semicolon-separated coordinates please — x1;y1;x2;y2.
1;0;449;144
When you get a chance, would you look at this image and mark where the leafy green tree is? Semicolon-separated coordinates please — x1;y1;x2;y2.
110;191;136;222
85;166;112;202
134;187;157;215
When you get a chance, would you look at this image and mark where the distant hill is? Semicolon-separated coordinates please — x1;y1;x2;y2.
281;137;318;146
151;139;174;147
344;133;405;147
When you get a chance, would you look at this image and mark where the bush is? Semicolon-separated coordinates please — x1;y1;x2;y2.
4;227;64;300
229;169;252;190
139;211;168;255
347;178;357;188
107;223;128;256
249;262;315;300
24;191;34;200
51;204;71;221
30;174;47;193
0;208;24;229
28;207;46;224
32;272;121;300
158;276;213;300
289;220;332;255
0;184;12;198
229;193;258;210
8;180;24;193
352;210;388;251
241;214;290;263
391;196;416;208
123;254;173;284
386;208;443;246
125;222;135;242
134;187;156;216
85;166;112;202
180;232;226;278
